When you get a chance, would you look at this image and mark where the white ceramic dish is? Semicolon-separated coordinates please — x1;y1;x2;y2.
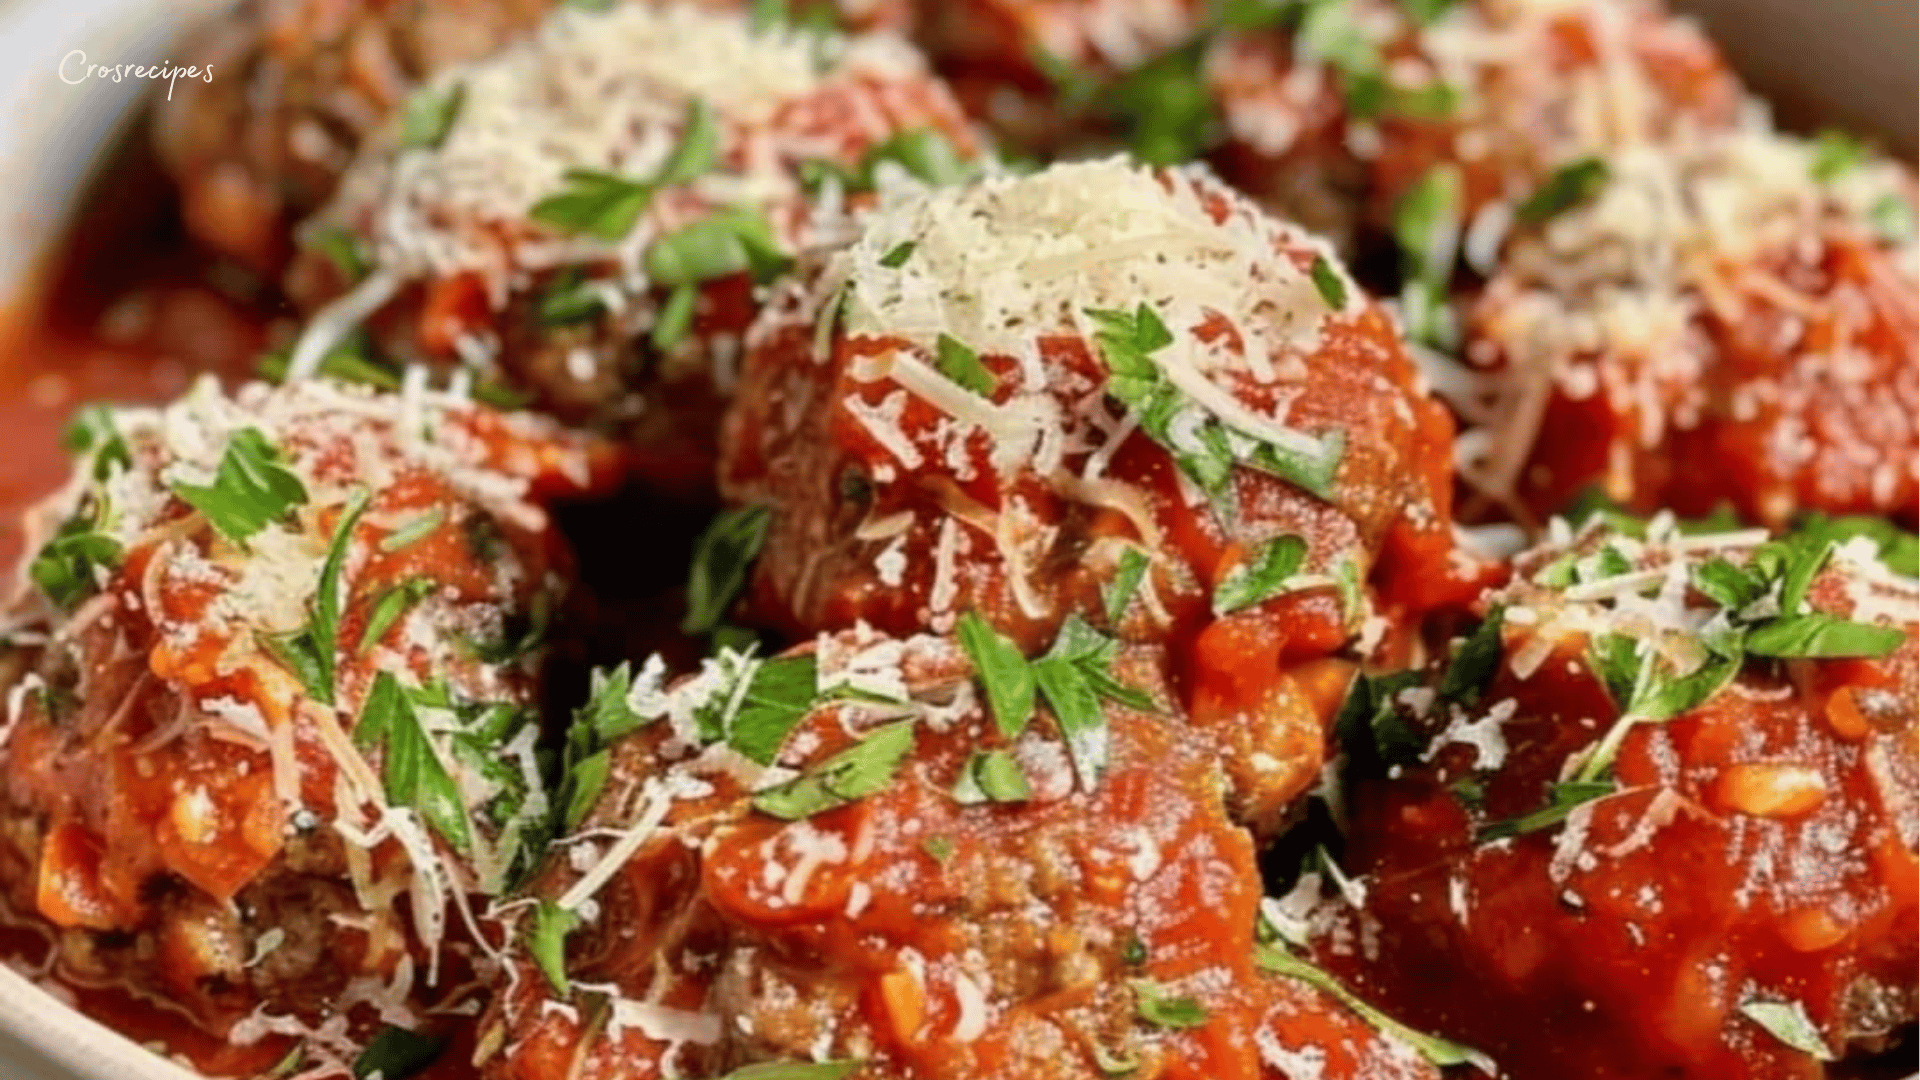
0;0;1911;1076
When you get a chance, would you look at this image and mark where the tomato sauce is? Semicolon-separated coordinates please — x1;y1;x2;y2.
0;133;277;568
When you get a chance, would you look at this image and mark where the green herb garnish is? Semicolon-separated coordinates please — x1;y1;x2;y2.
172;428;309;543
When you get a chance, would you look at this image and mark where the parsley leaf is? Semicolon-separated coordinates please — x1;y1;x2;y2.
29;511;123;612
62;404;132;481
1801;514;1917;577
358;578;437;653
1745;613;1905;659
1808;129;1867;183
956;610;1037;738
1738;999;1835;1061
398;82;464;151
353;1027;445;1080
1213;534;1308;614
935;333;997;396
172;428;309;543
1869;193;1916;244
952;748;1031;804
1308;254;1347;309
727;654;821;765
752;720;917;820
654;99;720;188
528;899;580;997
682;505;772;635
1691;557;1767;612
1086;302;1346;501
1131;979;1208;1028
530;168;653;240
646;207;792;287
356;671;474;854
1439;606;1505;704
303;224;369;283
557;664;649;830
1477;779;1613;841
1254;938;1493;1070
1104;547;1151;625
879;241;916;268
264;488;371;704
1333;669;1425;771
716;1064;865;1080
1515;158;1609;224
1033;616;1152;790
536;268;609;326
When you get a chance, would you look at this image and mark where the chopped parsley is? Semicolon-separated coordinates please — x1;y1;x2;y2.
1332;669;1426;772
681;505;771;635
804;128;976;194
951;748;1031;804
1308;255;1347;309
935;333;996;396
1515;158;1609;224
357;578;437;653
646;207;792;287
752;719;917;820
256;332;405;394
879;241;917;268
531;98;720;240
398;82;464;151
1033;616;1154;791
1745;612;1904;659
354;671;475;854
530;168;655;241
1103;547;1151;625
263;489;371;705
352;1026;447;1080
527;899;581;997
1738;999;1835;1061
303;224;370;283
1438;605;1505;704
1869;193;1916;244
536;268;609;326
1130;979;1208;1029
956;610;1037;739
1477;779;1614;841
654;98;720;188
1808;129;1867;182
172;428;309;543
1254;935;1493;1071
380;507;447;553
1570;520;1904;784
29;509;122;612
556;663;651;830
1213;534;1309;615
722;654;822;765
1086;301;1345;502
713;1064;864;1080
62;405;132;481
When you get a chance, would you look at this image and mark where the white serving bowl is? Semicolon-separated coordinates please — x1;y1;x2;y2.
0;0;1910;1076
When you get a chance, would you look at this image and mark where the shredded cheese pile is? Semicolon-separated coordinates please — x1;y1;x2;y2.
327;3;926;288
1455;127;1918;501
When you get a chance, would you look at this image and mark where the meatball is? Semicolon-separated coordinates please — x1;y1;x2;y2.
474;629;1460;1080
153;0;551;275
1204;0;1744;249
277;1;980;490
153;0;915;275
719;158;1472;827
1457;129;1919;525
0;377;618;1051
1306;517;1919;1079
